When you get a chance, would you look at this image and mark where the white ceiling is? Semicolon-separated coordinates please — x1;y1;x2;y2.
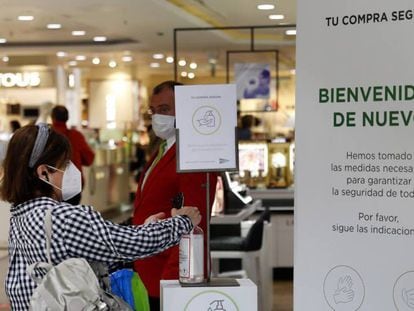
0;0;297;76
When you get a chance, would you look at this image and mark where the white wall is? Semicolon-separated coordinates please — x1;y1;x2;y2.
88;80;139;129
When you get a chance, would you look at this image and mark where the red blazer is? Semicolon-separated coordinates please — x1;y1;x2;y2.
52;121;95;184
132;143;217;298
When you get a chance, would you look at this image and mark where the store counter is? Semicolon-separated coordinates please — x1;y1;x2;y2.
211;200;261;224
248;188;294;269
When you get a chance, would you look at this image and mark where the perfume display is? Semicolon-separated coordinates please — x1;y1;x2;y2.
238;141;294;189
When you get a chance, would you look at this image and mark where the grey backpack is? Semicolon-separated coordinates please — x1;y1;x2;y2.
27;209;132;311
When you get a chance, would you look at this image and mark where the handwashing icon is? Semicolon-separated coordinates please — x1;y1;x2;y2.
197;110;215;127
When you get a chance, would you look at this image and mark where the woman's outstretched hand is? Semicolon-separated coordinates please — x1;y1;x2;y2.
171;206;201;227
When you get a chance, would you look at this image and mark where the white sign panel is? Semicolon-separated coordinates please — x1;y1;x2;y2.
295;1;414;310
175;84;237;172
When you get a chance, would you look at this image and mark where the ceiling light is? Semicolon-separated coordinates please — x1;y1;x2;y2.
122;55;133;62
150;62;160;68
290;69;296;75
178;59;186;67
189;62;197;69
2;56;9;62
286;29;297;36
68;61;77;66
0;38;7;44
166;56;174;63
92;57;100;65
75;55;86;61
153;53;164;59
108;60;117;68
269;14;284;20
18;15;34;21
56;51;67;57
72;30;86;36
47;24;62;29
181;71;188;77
257;4;275;10
188;72;195;79
93;36;107;42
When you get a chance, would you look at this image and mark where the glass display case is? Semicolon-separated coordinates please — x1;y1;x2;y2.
267;143;294;188
237;141;294;189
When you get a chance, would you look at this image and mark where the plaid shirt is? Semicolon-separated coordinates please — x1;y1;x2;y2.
6;197;192;310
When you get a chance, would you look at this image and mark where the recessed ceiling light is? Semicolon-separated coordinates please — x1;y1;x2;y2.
178;59;186;67
93;36;107;42
108;60;117;68
72;30;86;36
189;62;197;69
122;55;133;62
56;51;67;57
290;69;296;75
92;57;100;65
269;14;284;20
2;56;9;62
181;71;188;77
153;53;164;59
150;62;160;68
166;56;174;63
188;72;195;79
47;24;62;29
68;61;77;66
18;15;34;21
75;55;86;61
257;4;275;10
286;29;297;36
0;38;7;44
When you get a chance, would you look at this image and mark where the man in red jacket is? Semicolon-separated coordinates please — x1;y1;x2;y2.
51;105;95;205
132;81;217;310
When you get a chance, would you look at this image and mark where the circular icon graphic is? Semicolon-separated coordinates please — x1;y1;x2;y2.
192;106;221;135
323;265;365;311
184;290;239;311
393;271;414;311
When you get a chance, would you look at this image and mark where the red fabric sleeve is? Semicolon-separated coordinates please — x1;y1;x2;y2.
71;130;95;166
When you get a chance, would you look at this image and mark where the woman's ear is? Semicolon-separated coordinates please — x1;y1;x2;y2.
36;165;49;181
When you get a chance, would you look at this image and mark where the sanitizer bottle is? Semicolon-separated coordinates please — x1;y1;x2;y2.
172;192;204;284
179;225;204;283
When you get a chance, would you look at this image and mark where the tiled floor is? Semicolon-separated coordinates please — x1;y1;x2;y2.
273;279;294;311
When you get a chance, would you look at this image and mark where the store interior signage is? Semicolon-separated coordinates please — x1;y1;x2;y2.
0;72;41;88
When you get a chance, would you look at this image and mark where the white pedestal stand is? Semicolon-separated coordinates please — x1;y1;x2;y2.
161;279;257;311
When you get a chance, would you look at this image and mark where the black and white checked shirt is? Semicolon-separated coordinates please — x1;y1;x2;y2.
6;197;193;310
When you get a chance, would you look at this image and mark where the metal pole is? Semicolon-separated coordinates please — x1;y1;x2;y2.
206;172;211;282
173;29;178;82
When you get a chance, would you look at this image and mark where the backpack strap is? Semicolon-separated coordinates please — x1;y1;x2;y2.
44;208;52;264
27;262;53;285
26;208;54;284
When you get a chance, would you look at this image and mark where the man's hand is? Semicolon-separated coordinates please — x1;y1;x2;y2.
171;206;201;227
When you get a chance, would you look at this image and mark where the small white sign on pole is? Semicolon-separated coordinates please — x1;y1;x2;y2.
175;84;237;172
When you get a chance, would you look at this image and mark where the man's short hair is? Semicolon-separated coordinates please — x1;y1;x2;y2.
152;80;183;95
51;105;69;122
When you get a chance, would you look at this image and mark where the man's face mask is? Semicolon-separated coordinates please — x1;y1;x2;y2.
40;161;81;202
152;114;176;140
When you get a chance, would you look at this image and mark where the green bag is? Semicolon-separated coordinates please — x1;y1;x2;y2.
131;272;150;311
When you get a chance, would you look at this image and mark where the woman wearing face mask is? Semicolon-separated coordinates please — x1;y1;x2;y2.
1;123;202;311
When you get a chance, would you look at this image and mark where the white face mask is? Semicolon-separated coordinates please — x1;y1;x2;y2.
41;161;82;202
152;114;176;140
